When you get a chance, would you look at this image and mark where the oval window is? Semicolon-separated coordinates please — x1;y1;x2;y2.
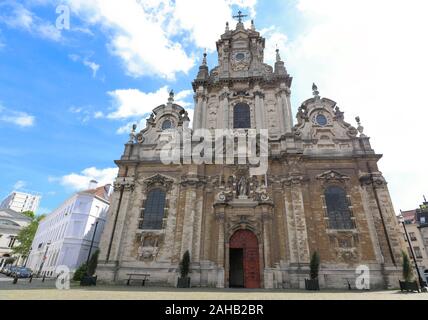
161;120;172;130
235;53;245;61
316;114;327;126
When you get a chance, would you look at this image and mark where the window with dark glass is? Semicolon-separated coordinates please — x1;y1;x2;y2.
162;120;172;130
141;189;166;230
233;103;251;129
324;186;354;229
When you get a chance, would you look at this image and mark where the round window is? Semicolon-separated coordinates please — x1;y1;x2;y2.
161;120;172;130
235;53;245;61
316;114;328;126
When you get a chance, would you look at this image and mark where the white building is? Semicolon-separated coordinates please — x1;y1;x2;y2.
0;191;41;213
0;209;32;268
27;183;112;276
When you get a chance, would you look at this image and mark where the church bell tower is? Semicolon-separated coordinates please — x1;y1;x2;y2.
192;13;294;139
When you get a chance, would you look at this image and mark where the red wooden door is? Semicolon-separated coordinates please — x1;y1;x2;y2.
229;230;260;289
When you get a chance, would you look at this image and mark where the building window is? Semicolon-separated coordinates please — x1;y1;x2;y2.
140;189;166;230
233;103;251;129
161;120;173;130
414;247;423;259
8;236;17;248
316;114;328;126
409;232;417;241
324;186;354;230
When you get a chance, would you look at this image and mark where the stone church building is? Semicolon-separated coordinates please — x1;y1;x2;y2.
97;17;404;289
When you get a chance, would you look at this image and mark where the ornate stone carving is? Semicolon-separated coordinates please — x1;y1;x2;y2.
142;174;174;191
359;172;387;187
136;232;163;261
237;175;249;197
113;177;135;191
180;175;207;188
282;174;307;187
316;170;350;183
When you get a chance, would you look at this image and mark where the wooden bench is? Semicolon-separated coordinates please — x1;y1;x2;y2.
399;280;420;293
126;273;150;286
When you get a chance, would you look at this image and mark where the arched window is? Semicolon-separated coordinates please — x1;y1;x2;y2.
233;103;251;129
141;189;166;230
162;120;172;130
324;186;354;229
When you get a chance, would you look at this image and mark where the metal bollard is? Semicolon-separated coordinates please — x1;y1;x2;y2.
42;275;46;282
29;275;33;283
13;275;18;284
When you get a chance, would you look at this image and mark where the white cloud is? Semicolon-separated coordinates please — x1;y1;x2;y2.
93;111;104;119
83;59;100;77
170;0;257;51
13;180;26;190
0;2;61;41
66;0;257;79
66;0;193;80
107;86;193;120
68;54;100;78
260;26;288;65
56;167;118;191
0;105;35;127
283;0;428;212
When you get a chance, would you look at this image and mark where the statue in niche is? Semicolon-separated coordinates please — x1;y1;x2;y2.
237;176;248;197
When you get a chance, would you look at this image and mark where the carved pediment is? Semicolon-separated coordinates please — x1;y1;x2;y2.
316;170;350;183
142;174;174;190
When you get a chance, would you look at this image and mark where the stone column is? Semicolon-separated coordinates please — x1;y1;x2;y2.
214;207;226;288
101;177;135;263
254;90;266;130
180;182;197;258
275;89;286;136
360;172;403;265
283;175;310;264
193;88;205;130
283;87;293;133
220;89;229;129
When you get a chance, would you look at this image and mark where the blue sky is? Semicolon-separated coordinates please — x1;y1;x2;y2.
0;0;427;215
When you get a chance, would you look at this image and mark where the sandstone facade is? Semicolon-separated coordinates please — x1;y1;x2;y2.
97;19;403;289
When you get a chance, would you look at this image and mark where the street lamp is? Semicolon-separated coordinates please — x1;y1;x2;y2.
399;216;426;288
37;241;51;277
86;221;99;266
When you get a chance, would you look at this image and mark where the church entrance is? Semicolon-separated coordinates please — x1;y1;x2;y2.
229;230;260;288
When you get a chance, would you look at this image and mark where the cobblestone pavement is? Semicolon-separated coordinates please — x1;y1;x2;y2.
1;279;427;300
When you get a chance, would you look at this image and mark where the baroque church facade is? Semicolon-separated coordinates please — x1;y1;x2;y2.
97;17;404;289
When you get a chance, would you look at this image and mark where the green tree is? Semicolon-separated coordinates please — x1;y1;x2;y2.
21;211;36;220
179;250;190;278
87;250;100;276
310;251;320;280
73;263;88;281
12;214;45;258
402;251;413;282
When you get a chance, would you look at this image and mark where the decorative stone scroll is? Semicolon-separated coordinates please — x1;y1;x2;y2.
142;174;174;191
316;170;350;184
113;177;135;191
136;232;164;261
359;172;387;187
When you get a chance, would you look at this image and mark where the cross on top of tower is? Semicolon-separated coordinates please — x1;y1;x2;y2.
233;10;247;23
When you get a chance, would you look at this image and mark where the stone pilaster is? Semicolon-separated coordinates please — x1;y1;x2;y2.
283;174;310;264
277;85;293;134
254;90;266;130
220;89;229;129
193;88;206;130
359;172;403;265
180;184;197;258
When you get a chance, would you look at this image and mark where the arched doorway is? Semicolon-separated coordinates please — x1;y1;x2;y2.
229;229;260;288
